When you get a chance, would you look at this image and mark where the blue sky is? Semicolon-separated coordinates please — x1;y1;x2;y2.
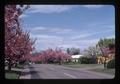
19;5;115;52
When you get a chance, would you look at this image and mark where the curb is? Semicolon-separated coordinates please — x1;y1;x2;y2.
19;67;31;79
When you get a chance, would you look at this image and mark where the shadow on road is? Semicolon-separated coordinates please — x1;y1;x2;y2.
28;65;41;79
20;71;38;76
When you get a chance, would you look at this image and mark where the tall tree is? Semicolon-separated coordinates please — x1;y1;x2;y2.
83;46;101;58
97;38;115;48
5;5;35;71
96;38;115;68
96;38;115;57
66;48;80;55
35;48;71;64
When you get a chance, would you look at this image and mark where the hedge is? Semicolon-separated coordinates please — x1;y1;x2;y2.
107;59;115;69
79;57;97;64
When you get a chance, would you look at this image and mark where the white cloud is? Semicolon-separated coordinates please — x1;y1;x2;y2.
82;5;104;8
30;34;62;40
30;31;108;51
30;34;63;46
106;35;115;38
19;14;28;18
27;5;77;13
31;34;63;51
31;27;47;31
49;28;73;34
73;39;99;44
56;38;99;51
58;44;79;49
27;25;114;51
25;5;104;14
28;25;114;51
29;26;73;34
107;25;115;28
70;33;91;40
71;29;114;40
19;5;104;15
30;34;98;51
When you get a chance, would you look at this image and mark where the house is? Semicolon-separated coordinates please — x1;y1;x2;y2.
71;54;83;62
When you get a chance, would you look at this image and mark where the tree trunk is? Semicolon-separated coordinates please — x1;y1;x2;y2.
14;62;18;67
59;60;62;65
104;57;107;69
8;59;12;71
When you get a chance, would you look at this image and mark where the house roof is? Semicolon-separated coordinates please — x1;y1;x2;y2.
71;55;83;59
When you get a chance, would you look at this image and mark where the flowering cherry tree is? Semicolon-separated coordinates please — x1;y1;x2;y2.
31;48;71;64
100;46;114;68
5;5;35;70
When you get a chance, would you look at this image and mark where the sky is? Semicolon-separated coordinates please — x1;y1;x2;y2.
19;5;115;52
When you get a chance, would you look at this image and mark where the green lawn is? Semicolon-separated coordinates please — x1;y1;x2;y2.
5;64;25;79
16;64;25;69
62;63;104;68
88;68;115;75
5;71;19;79
61;63;115;75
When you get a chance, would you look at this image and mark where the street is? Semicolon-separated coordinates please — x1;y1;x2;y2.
20;64;114;79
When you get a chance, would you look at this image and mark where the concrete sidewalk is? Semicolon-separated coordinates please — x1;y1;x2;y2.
19;65;31;79
19;68;31;79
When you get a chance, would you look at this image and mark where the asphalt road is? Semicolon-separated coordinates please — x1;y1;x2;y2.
27;64;114;79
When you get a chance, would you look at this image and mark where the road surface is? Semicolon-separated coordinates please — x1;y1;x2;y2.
20;64;114;79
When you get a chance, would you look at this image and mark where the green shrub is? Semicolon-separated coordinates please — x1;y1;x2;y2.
79;57;97;64
107;59;115;69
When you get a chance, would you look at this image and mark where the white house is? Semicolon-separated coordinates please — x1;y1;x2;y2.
71;54;83;62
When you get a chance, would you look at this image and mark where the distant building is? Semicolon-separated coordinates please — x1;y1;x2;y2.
71;54;83;62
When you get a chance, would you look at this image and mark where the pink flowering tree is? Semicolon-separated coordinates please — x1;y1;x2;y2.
36;48;71;65
5;5;35;71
